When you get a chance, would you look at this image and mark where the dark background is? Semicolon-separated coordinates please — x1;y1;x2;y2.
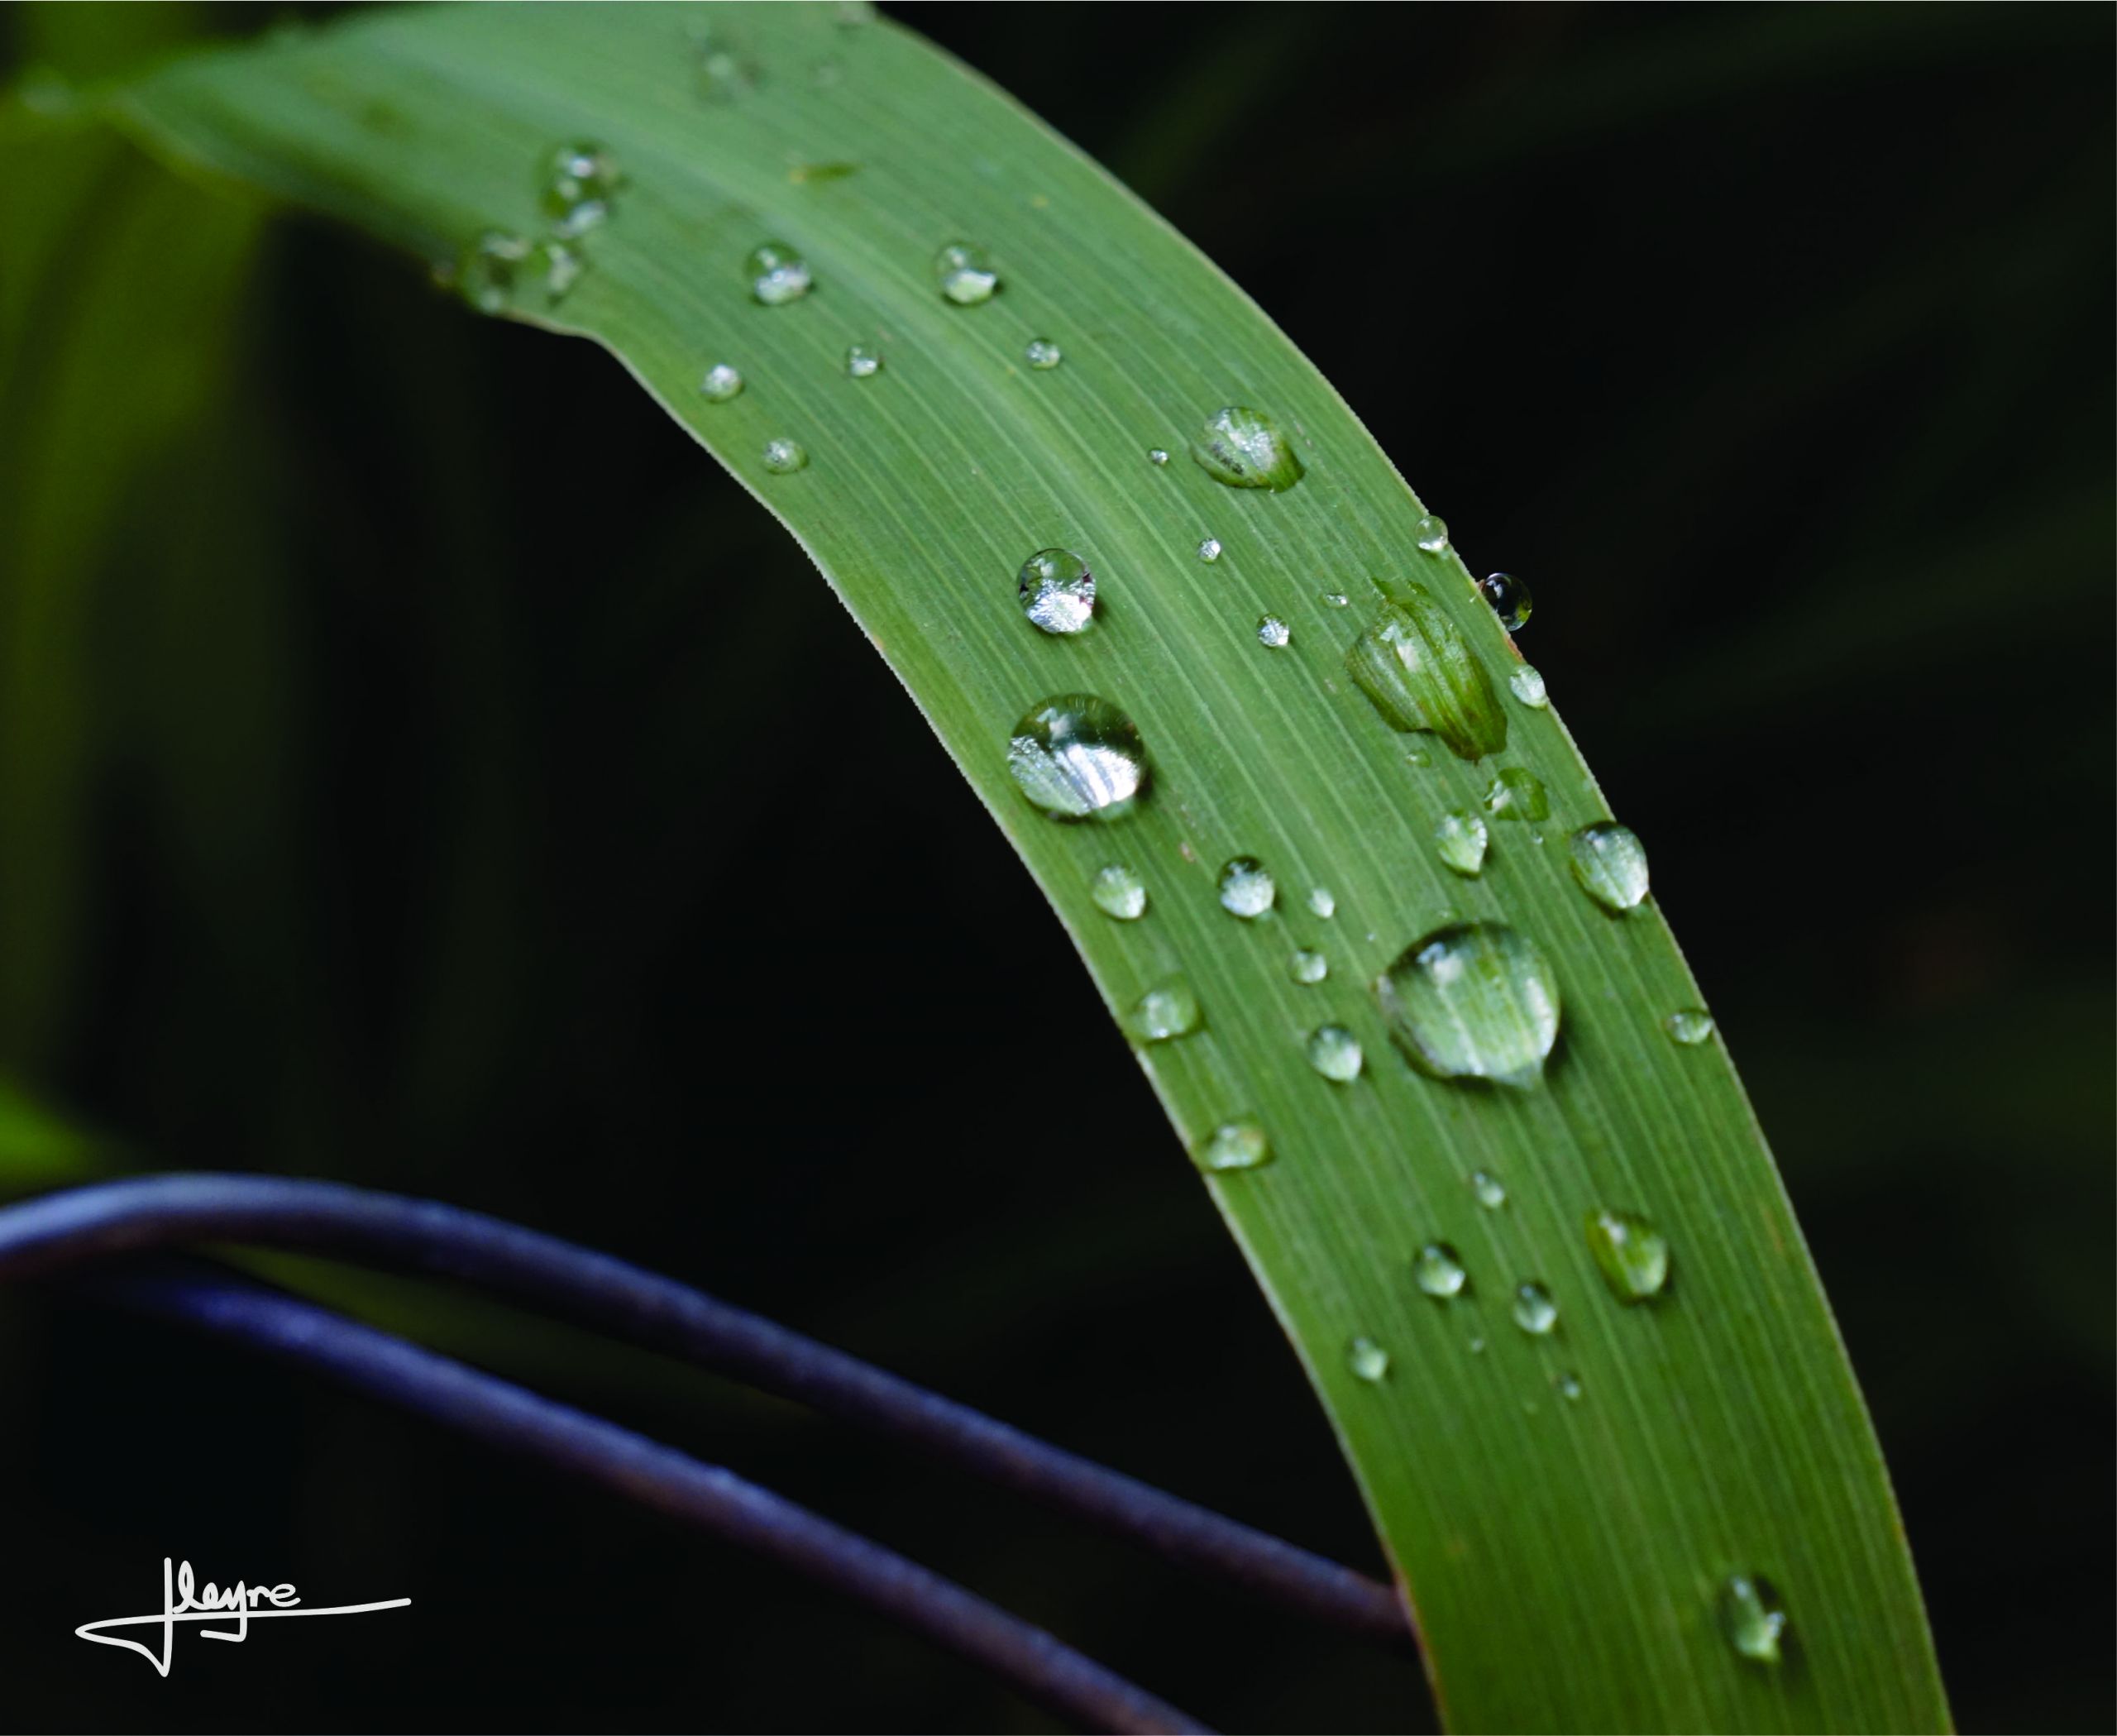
0;3;2109;1731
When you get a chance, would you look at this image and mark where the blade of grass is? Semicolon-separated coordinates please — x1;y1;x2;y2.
98;6;1946;1729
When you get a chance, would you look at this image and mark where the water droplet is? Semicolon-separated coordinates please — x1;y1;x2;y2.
1127;978;1201;1043
458;230;529;313
1306;1025;1364;1082
1375;921;1561;1089
539;140;621;237
1719;1575;1789;1666
1320;591;1349;608
1469;1169;1507;1210
1412;1241;1467;1298
1434;810;1489;877
1217;857;1276;919
1257;615;1292;648
1511;1281;1558;1335
1197;538;1222;564
1307;887;1336;919
693;30;757;101
844;342;883;379
1483;767;1548;822
934;241;999;305
1509;664;1548;708
527;238;585;304
1554;1370;1583;1402
1288;949;1328;985
1344;583;1508;760
1415;514;1450;554
1188;405;1304;491
1017;548;1097;636
1347;1337;1390;1383
761;438;809;474
1147;447;1170;466
1584;1208;1670;1301
1195;1118;1271;1172
1569;822;1650;912
1024;337;1062;370
1468;1334;1486;1354
1404;747;1432;768
746;243;812;306
1476;571;1533;632
1666;1007;1716;1045
1090;864;1146;921
700;362;744;403
1006;696;1149;822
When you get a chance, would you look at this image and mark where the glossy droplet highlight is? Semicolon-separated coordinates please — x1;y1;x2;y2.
1189;405;1304;491
1195;1118;1271;1173
1415;514;1450;554
1007;696;1149;822
1347;1337;1390;1383
1257;616;1291;648
1469;1169;1507;1209
761;438;808;474
1413;1242;1467;1298
1570;822;1650;911
1090;864;1146;921
459;230;528;313
1375;921;1561;1089
844;343;882;379
1307;887;1336;919
1024;337;1062;370
1512;1281;1558;1336
1484;767;1548;822
1554;1370;1583;1402
1585;1208;1670;1301
746;242;813;306
1197;538;1222;564
1127;978;1201;1043
1320;591;1349;609
1147;447;1170;466
1477;571;1533;632
1017;548;1097;636
1289;949;1328;985
934;241;999;305
1666;1007;1716;1045
1217;857;1275;919
1435;810;1489;877
1509;664;1548;708
700;362;743;403
527;238;585;304
1345;582;1508;760
1720;1575;1789;1665
539;140;620;237
1306;1026;1363;1082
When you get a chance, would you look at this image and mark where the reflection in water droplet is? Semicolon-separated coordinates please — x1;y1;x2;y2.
1091;863;1147;921
1415;514;1450;554
1570;822;1650;911
1306;1026;1363;1082
762;438;809;474
1666;1007;1716;1045
700;362;744;403
1484;768;1549;822
1469;1169;1507;1209
539;140;621;237
1509;664;1549;708
1347;1337;1390;1383
1345;583;1508;760
844;342;882;379
1289;949;1329;985
1197;538;1222;564
747;242;813;305
1017;548;1097;636
1307;887;1337;919
1554;1370;1583;1402
1320;591;1350;608
1127;978;1201;1043
459;230;528;313
1376;921;1561;1089
1404;747;1432;768
1024;337;1062;370
1435;810;1489;877
1585;1208;1670;1301
1258;616;1292;648
528;238;585;304
1006;695;1149;822
1189;405;1304;491
1413;1242;1467;1298
1512;1282;1558;1335
1147;447;1170;466
1476;571;1533;632
1719;1575;1789;1665
1196;1119;1271;1173
1217;857;1276;918
934;241;1000;304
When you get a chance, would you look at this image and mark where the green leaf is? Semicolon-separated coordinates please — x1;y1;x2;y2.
103;6;1947;1729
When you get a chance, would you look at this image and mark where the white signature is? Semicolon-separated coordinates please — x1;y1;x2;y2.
76;1557;410;1676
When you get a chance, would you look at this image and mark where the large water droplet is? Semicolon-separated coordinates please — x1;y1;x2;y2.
747;242;813;305
1413;1241;1467;1298
1509;664;1549;708
934;241;999;305
1347;1337;1390;1383
1375;921;1561;1089
1288;949;1329;985
1666;1007;1716;1045
1584;1208;1670;1301
1217;857;1276;918
1017;548;1097;635
1435;810;1489;877
539;140;621;237
1306;1025;1363;1082
1570;822;1650;911
844;342;883;379
1344;583;1508;760
1477;571;1533;632
1257;615;1292;649
761;437;809;474
1188;405;1304;491
1719;1575;1789;1665
1469;1169;1507;1209
1024;337;1063;370
1483;767;1548;822
700;361;744;403
1006;696;1149;822
1307;887;1336;919
1512;1281;1558;1335
1415;514;1450;554
1197;538;1222;564
1127;978;1201;1043
459;230;528;313
1090;863;1146;921
1195;1118;1271;1172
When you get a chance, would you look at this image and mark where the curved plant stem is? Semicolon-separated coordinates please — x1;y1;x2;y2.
0;1175;1409;1648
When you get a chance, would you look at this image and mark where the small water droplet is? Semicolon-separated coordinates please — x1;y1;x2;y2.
1434;810;1489;877
1307;887;1336;919
1476;571;1533;632
1483;767;1549;822
1127;978;1201;1043
844;342;883;379
934;241;999;305
1217;857;1276;919
1412;1241;1467;1298
539;140;621;237
1257;615;1292;648
1320;591;1350;608
1196;1118;1271;1172
1511;1281;1558;1335
1189;405;1304;491
762;437;809;474
1017;548;1097;635
1468;1334;1486;1354
1345;583;1508;760
1197;538;1222;564
1509;664;1548;708
1568;821;1650;912
1288;949;1329;985
1090;863;1147;921
700;362;744;403
1666;1007;1716;1045
692;29;757;101
1404;747;1432;768
1006;696;1149;822
1415;514;1450;554
1584;1208;1670;1301
1469;1169;1507;1210
1024;337;1063;370
1554;1370;1583;1402
1377;921;1561;1089
1719;1575;1789;1666
527;237;585;304
1147;447;1170;466
458;230;529;313
1347;1337;1390;1383
1306;1025;1363;1082
746;242;813;306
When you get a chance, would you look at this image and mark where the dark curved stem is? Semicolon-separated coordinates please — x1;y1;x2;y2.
81;1261;1208;1735
0;1176;1411;1648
